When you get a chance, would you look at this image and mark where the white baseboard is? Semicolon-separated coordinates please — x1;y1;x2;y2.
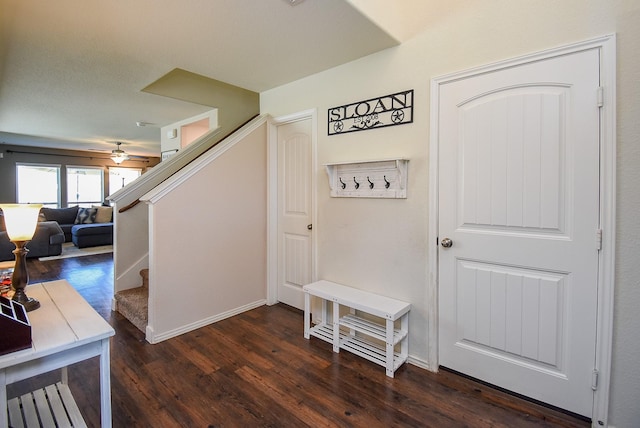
145;299;267;344
408;355;436;372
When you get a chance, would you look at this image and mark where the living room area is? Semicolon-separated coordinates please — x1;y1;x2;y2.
0;144;160;262
1;204;114;262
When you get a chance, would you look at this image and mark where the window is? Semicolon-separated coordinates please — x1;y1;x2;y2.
16;164;61;207
67;166;104;207
109;167;141;196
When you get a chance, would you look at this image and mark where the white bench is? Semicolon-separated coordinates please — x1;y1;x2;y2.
303;280;411;378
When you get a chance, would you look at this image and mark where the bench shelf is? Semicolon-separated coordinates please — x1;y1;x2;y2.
303;280;411;378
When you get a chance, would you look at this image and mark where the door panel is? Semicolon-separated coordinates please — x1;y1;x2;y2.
277;119;313;309
438;49;600;417
459;86;568;233
456;260;566;370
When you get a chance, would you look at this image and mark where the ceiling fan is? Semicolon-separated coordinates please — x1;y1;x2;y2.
87;141;151;164
110;142;129;164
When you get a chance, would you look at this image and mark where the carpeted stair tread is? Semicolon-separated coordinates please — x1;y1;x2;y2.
115;286;148;333
115;269;149;333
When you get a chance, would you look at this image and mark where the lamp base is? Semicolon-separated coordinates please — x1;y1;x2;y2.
10;240;40;312
12;290;40;312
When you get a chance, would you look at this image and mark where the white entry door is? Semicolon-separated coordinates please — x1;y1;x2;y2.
277;118;313;309
437;48;601;417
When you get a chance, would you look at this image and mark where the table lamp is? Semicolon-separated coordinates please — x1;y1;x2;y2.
0;203;43;311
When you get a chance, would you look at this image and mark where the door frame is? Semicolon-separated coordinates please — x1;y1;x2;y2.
427;34;616;425
267;109;318;305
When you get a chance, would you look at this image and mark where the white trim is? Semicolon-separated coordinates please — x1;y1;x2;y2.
267;116;278;305
427;75;440;372
147;201;157;341
267;109;318;306
428;34;616;426
430;34;615;83
593;34;616;428
145;299;267;344
141;115;268;203
407;355;434;372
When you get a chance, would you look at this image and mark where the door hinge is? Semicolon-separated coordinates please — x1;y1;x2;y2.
596;229;603;251
597;87;604;108
592;369;599;391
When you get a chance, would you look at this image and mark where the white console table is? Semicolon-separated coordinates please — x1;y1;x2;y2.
303;280;410;378
0;280;115;427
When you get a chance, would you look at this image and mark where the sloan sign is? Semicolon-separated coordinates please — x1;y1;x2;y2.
328;89;414;135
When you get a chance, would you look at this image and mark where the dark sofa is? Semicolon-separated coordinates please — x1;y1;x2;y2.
40;206;113;249
71;223;113;248
40;206;82;242
0;221;65;262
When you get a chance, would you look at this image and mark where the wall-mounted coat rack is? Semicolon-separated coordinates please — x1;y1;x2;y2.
325;158;409;198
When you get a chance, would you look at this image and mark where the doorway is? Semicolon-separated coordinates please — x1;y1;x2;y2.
268;110;317;309
428;35;616;423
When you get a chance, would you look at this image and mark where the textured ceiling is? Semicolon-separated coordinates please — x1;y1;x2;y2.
0;0;401;157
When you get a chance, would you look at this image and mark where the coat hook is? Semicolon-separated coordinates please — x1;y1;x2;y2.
367;176;374;189
353;177;360;189
384;175;391;189
339;177;346;189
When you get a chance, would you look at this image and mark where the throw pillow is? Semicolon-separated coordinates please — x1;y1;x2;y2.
93;206;113;223
75;207;97;224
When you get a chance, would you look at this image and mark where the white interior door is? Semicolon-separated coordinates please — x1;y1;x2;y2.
437;48;601;417
277;118;313;309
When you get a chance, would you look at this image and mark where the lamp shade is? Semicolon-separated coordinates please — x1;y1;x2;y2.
0;204;43;241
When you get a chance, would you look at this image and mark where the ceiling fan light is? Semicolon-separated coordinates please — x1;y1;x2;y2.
110;142;130;164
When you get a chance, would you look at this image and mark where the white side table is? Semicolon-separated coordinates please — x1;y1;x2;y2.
0;280;115;427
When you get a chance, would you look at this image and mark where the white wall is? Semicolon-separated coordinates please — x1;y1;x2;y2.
160;109;218;153
260;1;640;426
147;123;268;341
113;200;149;292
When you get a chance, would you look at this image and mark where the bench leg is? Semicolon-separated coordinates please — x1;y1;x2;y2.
333;301;340;353
400;313;409;365
304;292;310;339
386;318;394;378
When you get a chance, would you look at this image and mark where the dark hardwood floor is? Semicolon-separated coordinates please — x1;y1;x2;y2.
9;254;590;427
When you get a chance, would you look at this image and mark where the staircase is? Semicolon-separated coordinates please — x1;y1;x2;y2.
110;113;269;343
114;269;148;333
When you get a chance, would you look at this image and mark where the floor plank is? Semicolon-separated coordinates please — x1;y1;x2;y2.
6;253;591;427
